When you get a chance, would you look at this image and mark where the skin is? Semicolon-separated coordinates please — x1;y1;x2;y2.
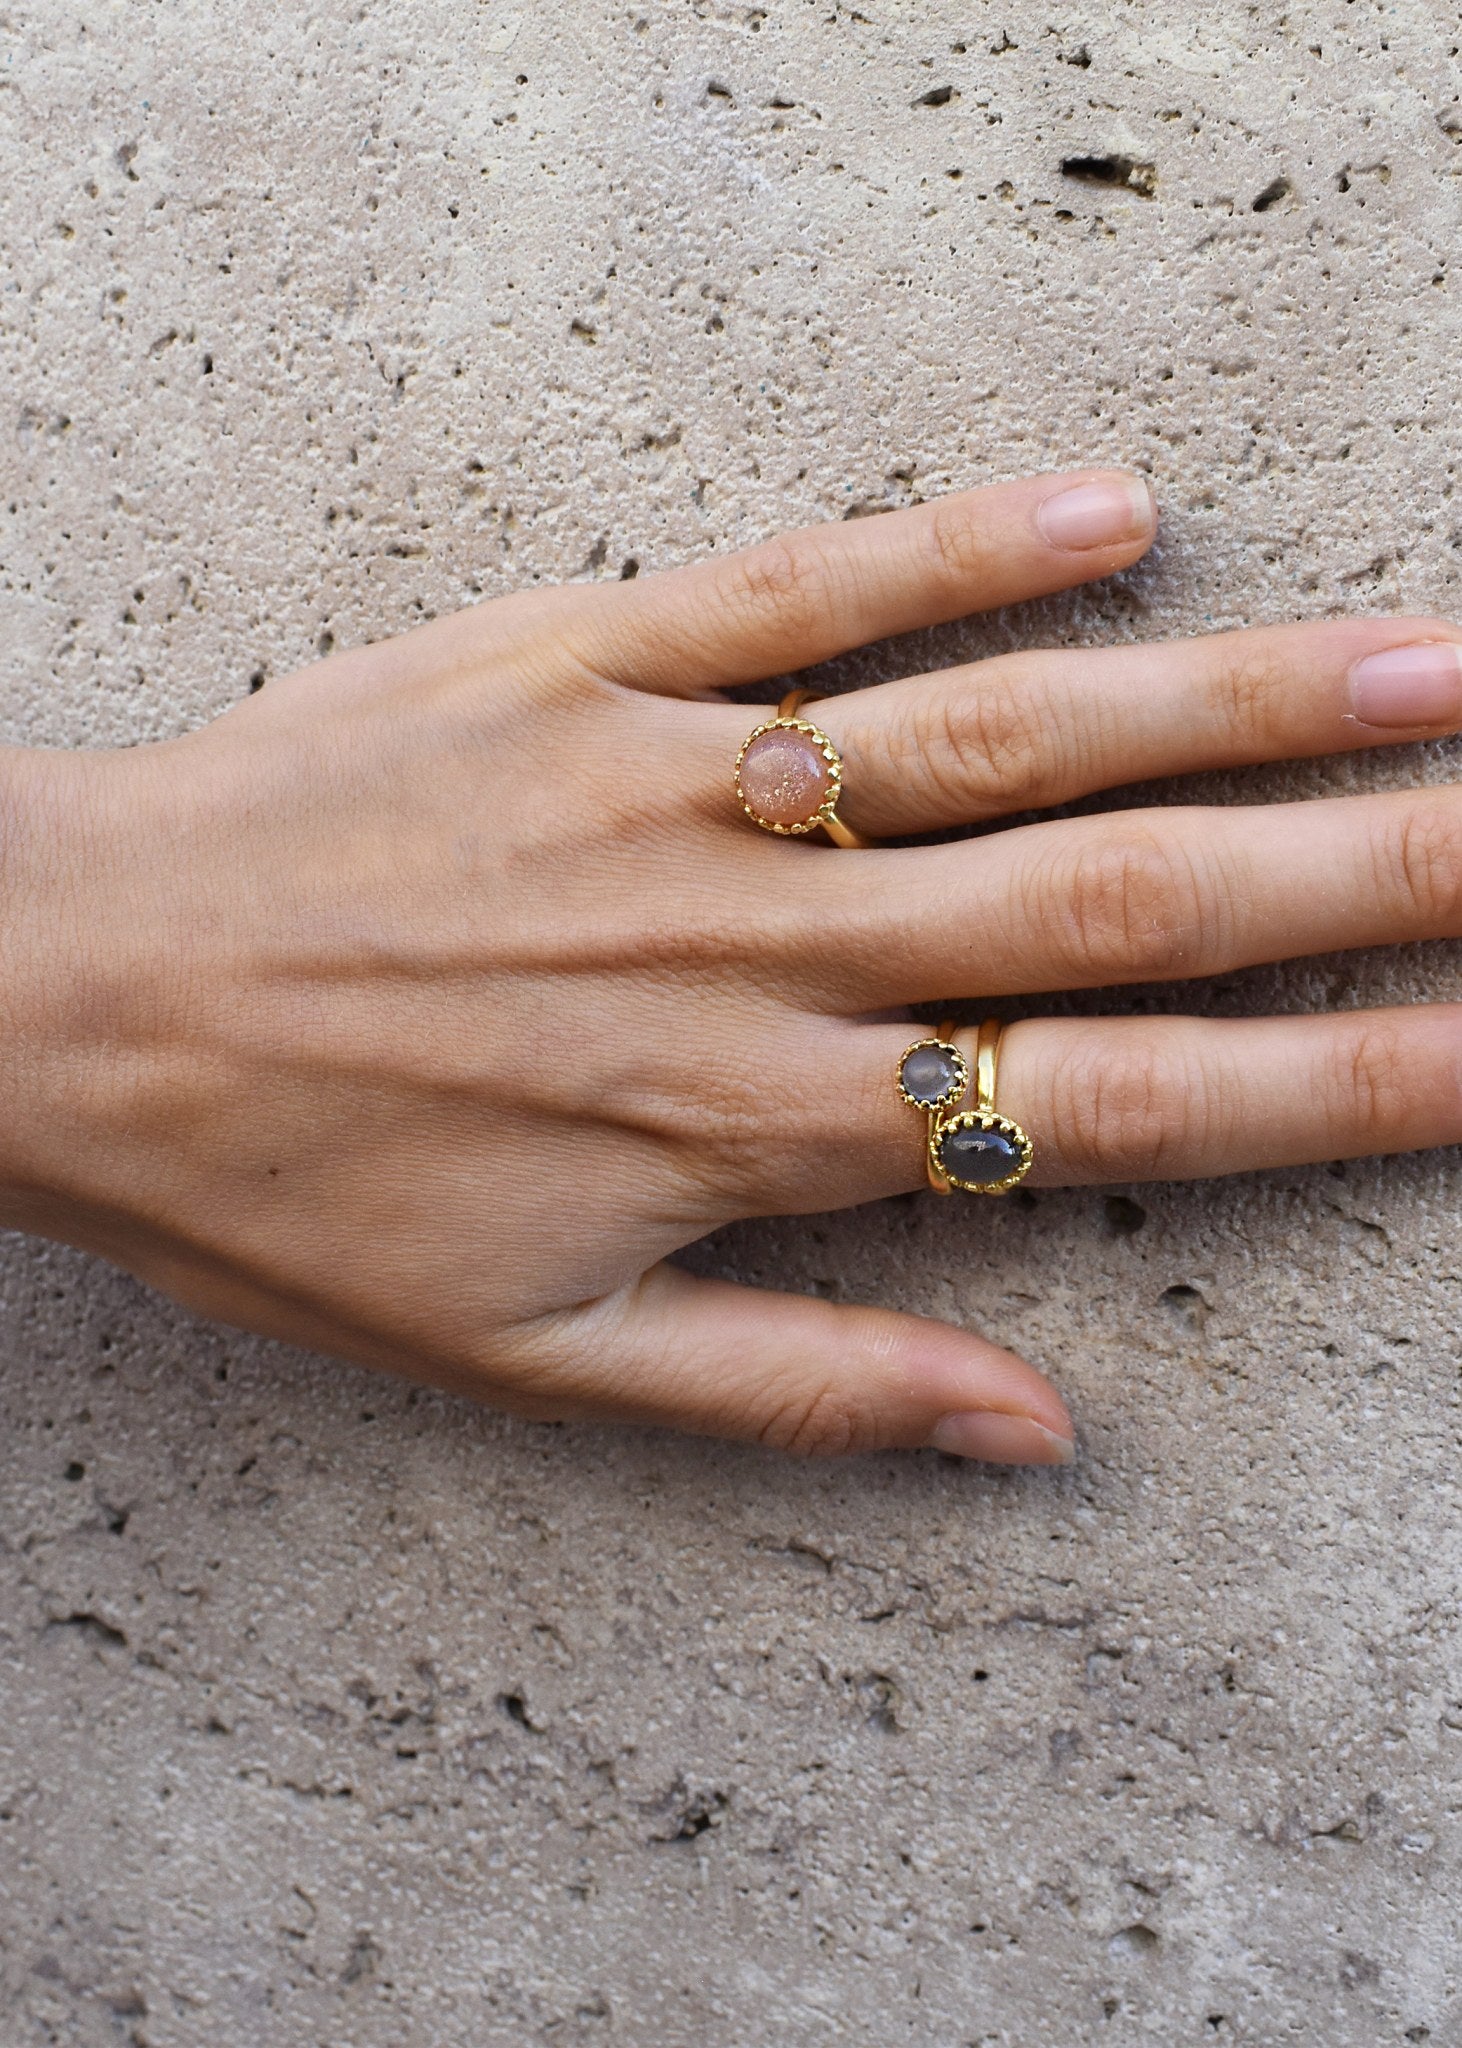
5;466;1462;1467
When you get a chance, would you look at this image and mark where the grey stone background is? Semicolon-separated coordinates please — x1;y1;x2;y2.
2;1;1460;2041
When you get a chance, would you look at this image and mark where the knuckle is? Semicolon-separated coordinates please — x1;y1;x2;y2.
925;497;995;586
1207;645;1289;742
1041;824;1208;985
1048;1031;1201;1179
1383;799;1462;928
713;533;835;647
913;668;1054;816
1323;1019;1414;1136
632;1049;789;1205
754;1380;869;1459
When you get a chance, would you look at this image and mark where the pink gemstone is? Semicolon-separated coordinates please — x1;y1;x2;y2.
738;727;832;828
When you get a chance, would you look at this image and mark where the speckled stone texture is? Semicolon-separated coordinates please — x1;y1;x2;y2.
3;3;1461;2043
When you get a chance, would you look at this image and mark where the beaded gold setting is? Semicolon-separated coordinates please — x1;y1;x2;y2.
733;715;845;836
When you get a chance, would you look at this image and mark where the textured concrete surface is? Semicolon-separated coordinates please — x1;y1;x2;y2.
3;3;1462;2042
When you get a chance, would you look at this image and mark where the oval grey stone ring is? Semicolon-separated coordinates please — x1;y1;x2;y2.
931;1018;1035;1197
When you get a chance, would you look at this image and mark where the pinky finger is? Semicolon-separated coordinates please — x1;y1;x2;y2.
996;1005;1462;1185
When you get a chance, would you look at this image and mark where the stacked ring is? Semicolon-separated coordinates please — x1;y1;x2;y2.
735;689;872;847
898;1018;1035;1196
896;1018;970;1193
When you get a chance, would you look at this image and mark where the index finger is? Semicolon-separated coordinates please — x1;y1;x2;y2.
570;468;1157;696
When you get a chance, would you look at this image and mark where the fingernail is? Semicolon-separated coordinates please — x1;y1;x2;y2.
1348;642;1462;729
930;1411;1076;1466
1035;474;1154;552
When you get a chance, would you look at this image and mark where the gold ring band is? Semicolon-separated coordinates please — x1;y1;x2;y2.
735;689;873;847
931;1018;1034;1196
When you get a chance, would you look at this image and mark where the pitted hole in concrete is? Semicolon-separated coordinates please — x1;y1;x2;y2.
1060;154;1158;198
1313;1816;1364;1842
248;668;266;693
46;1612;127;1649
341;1932;382;1986
655;1786;730;1842
1159;1282;1208;1332
916;84;957;107
676;1798;723;1839
1253;176;1293;212
1108;1923;1160;1960
619;557;639;580
859;1671;905;1732
1104;1195;1146;1235
63;1460;85;1481
498;1690;543;1732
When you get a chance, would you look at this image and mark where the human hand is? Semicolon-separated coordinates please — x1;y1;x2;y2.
7;468;1462;1464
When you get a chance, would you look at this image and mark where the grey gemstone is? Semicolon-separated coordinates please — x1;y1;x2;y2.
900;1043;962;1105
938;1121;1023;1186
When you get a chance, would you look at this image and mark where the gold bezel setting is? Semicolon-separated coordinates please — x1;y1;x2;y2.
896;1038;971;1112
930;1110;1034;1196
734;715;845;836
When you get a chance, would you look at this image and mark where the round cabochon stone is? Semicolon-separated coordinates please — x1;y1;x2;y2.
900;1043;963;1106
738;726;831;827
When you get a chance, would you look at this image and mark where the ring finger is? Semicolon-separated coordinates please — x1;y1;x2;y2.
814;616;1462;838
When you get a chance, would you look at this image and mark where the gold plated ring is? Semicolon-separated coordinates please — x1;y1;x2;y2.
735;688;873;847
929;1017;1035;1196
897;1016;970;1194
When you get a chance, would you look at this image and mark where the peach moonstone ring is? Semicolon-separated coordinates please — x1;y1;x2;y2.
734;689;872;847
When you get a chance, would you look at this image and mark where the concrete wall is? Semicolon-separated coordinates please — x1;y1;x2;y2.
3;3;1460;2041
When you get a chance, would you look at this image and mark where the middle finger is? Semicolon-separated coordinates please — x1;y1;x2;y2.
829;783;1462;1008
